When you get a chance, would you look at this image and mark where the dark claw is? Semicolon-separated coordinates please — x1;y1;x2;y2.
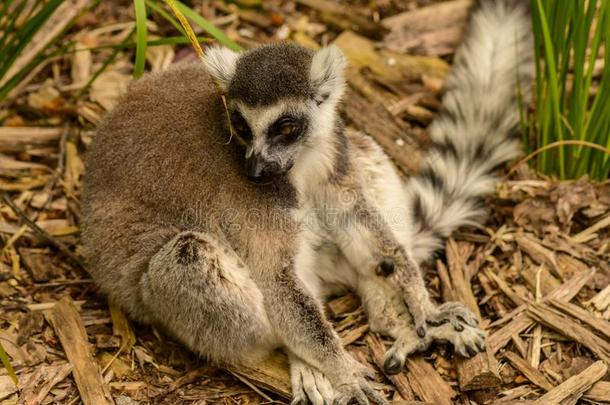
453;322;464;332
383;355;403;375
476;341;486;352
426;318;446;327
377;259;395;277
417;326;426;338
466;345;478;357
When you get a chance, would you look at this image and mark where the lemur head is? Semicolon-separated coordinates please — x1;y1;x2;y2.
204;43;346;188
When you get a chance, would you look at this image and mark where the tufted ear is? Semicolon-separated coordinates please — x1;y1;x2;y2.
203;46;240;91
309;45;347;105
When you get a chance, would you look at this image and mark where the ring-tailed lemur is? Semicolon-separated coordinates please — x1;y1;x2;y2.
81;1;533;403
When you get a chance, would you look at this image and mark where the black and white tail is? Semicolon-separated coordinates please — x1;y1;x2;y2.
406;0;534;264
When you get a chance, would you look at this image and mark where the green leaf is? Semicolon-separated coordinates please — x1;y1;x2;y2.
0;341;17;386
173;0;241;51
133;0;148;78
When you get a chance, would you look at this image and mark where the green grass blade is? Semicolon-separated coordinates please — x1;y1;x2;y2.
174;0;241;51
145;0;186;36
133;0;148;78
0;0;64;77
0;341;17;386
535;0;566;178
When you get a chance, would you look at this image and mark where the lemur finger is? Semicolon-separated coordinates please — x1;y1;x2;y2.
313;372;334;403
450;318;465;332
360;380;390;405
332;385;368;405
301;368;326;405
404;299;427;338
383;329;431;375
291;385;308;405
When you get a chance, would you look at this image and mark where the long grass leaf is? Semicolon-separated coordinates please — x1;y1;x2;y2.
133;0;148;78
0;341;17;386
174;0;241;51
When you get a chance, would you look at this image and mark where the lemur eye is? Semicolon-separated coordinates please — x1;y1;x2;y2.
280;123;297;137
271;116;301;141
230;111;252;142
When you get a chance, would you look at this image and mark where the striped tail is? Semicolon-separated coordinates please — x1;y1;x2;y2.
406;0;534;264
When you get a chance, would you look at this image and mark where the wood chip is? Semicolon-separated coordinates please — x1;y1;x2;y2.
548;299;610;339
405;357;456;405
584;381;610;402
19;363;73;405
226;352;291;399
527;303;610;363
489;269;595;354
46;297;114;405
503;352;554;391
381;0;473;56
296;0;386;39
533;360;607;404
0;127;62;151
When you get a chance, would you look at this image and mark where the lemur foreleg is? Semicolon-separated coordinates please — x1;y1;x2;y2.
330;194;480;340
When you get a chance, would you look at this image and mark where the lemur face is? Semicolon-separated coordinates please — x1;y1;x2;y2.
204;43;346;185
229;101;311;184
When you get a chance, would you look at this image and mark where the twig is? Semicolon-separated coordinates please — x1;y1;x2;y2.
2;192;84;269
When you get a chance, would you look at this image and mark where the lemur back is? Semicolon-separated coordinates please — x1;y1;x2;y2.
82;63;296;322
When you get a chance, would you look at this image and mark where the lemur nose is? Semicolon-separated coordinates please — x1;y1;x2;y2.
246;156;267;183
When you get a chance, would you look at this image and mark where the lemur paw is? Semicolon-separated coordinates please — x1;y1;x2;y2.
425;301;480;331
291;362;334;405
332;378;389;405
447;323;486;358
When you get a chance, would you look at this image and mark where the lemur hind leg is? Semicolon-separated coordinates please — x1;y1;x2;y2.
140;231;277;366
357;275;486;374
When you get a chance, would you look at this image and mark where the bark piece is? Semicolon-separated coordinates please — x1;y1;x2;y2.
335;31;449;84
405;357;456;405
489;268;595;354
46;297;114;405
296;0;386;39
521;264;560;297
0;0;90;89
527;303;610;363
328;293;361;318
548;299;610;339
533;361;607;404
584;381;610;402
516;235;561;279
227;351;291;399
19;363;73;405
0;127;62;152
381;0;473;56
503;352;554;391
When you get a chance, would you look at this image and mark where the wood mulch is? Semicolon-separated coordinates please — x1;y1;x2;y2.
1;0;609;404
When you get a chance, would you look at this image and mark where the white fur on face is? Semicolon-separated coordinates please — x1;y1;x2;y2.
203;46;239;91
234;96;341;194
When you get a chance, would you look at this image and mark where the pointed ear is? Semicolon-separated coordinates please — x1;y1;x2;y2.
310;45;347;105
203;46;240;91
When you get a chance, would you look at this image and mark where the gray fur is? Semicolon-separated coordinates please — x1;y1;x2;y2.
405;0;534;263
228;44;315;106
